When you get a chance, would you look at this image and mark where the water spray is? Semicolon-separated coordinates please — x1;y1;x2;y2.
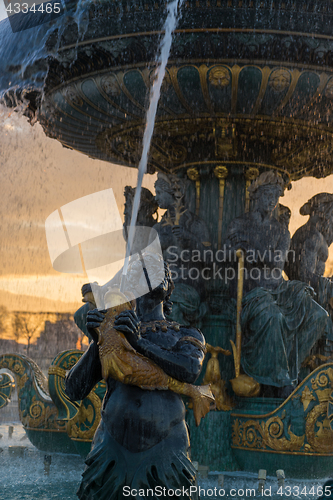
120;0;184;293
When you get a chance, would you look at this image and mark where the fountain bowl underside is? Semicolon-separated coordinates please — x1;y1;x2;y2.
30;0;333;180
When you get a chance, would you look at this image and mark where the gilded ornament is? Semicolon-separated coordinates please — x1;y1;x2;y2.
64;86;83;107
208;67;231;88
269;69;291;92
301;386;316;411
202;343;233;411
68;391;102;441
48;366;67;379
213;165;228;180
187;168;200;181
100;75;121;96
214;165;228;248
311;367;333;390
231;415;305;452
328;389;333;431
306;403;333;453
245;167;259;181
0;372;15;410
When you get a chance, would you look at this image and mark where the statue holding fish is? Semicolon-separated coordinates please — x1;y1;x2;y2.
65;253;213;500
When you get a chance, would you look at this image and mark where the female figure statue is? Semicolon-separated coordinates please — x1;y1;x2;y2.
152;172;211;326
286;193;333;361
65;257;206;500
286;193;333;314
224;171;331;396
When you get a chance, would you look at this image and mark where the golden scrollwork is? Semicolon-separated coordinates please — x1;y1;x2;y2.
20;395;61;430
306;403;333;453
68;390;103;441
0;354;67;432
311;367;333;390
0;372;15;410
48;366;67;379
232;365;333;455
265;416;305;452
111;132;187;169
232;415;305;452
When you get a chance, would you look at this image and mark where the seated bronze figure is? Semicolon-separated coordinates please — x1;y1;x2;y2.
224;171;332;397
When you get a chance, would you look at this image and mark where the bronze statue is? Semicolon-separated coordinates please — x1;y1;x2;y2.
286;193;333;310
123;186;158;250
224;171;331;398
286;193;333;360
74;186;158;336
278;203;291;229
66;256;210;500
152;172;211;325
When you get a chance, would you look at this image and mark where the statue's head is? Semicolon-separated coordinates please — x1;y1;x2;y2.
154;172;187;209
300;193;333;218
300;193;333;243
81;282;97;309
123;186;158;229
248;171;285;214
126;252;175;304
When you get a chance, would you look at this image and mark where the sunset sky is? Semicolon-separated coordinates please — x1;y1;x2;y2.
1;104;333;313
0;106;156;312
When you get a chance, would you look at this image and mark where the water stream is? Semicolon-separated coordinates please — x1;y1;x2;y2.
121;0;184;287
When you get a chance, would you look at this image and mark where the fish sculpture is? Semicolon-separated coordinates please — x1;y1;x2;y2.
96;290;214;426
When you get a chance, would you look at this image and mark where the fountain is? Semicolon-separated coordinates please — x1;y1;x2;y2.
2;0;333;493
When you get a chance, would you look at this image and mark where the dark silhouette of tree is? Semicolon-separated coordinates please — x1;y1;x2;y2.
12;312;49;357
0;305;8;337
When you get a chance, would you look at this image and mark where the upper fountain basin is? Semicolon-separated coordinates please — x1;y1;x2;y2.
2;0;333;178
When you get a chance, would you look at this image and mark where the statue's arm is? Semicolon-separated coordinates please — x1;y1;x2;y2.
135;328;206;384
225;216;249;247
267;225;291;268
74;303;91;340
65;341;102;401
114;310;205;383
294;234;322;287
170;216;212;252
187;218;211;250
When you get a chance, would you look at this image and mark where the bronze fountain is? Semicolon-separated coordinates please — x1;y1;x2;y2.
1;0;333;482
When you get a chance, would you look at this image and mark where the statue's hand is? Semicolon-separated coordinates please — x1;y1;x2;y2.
86;309;107;343
171;225;192;244
114;309;141;348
